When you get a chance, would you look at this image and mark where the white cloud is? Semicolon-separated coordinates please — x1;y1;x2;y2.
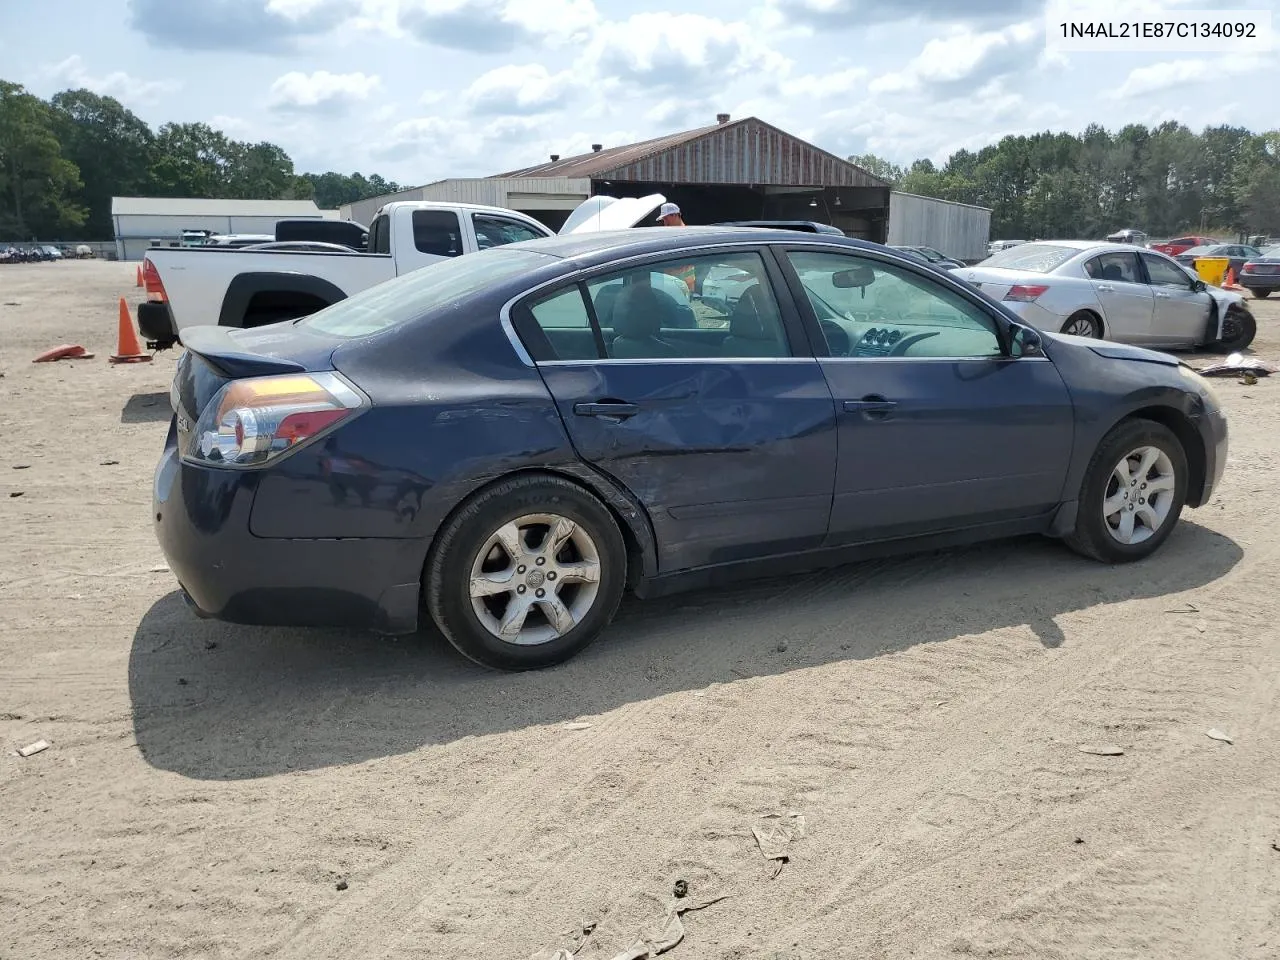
782;66;869;99
464;64;577;115
45;54;180;105
1110;54;1268;99
870;21;1039;95
582;12;791;96
210;114;252;136
396;0;598;52
770;0;1040;30
267;70;382;113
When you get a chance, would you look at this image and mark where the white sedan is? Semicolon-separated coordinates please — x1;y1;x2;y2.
962;240;1256;352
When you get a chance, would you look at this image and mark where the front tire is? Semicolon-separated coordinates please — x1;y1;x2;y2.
425;474;628;671
1209;305;1256;353
1064;419;1188;564
1061;311;1101;338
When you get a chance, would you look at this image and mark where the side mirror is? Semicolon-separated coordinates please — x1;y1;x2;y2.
832;265;876;289
1192;278;1207;292
1010;323;1043;358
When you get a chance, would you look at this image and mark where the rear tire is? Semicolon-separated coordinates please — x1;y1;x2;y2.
1060;311;1101;338
1209;305;1256;353
1252;289;1272;299
425;474;628;671
1064;419;1188;564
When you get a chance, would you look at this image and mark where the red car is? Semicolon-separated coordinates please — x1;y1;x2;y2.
1150;235;1218;256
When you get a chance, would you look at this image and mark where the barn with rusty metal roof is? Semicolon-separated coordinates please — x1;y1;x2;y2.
491;114;893;240
338;114;992;259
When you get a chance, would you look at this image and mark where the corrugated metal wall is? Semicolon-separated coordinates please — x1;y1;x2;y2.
886;192;991;261
343;178;592;226
601;120;883;187
112;214;319;260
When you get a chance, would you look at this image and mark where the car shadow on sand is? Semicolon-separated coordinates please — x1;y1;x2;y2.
128;522;1242;781
121;391;171;424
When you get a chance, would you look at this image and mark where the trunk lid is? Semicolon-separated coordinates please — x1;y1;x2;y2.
172;323;340;426
954;266;1043;301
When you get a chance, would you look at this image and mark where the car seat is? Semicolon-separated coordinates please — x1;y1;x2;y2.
609;285;679;358
1101;263;1124;282
720;284;784;357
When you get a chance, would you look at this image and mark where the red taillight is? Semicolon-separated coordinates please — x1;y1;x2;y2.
1242;262;1257;273
142;258;167;302
1004;284;1049;302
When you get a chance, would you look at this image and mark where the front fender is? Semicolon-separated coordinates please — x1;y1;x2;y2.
1206;289;1245;341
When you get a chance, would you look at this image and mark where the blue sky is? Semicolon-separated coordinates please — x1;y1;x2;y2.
1;0;1275;186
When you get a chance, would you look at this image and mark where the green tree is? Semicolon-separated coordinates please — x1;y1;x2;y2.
50;88;154;239
847;152;904;185
0;80;85;238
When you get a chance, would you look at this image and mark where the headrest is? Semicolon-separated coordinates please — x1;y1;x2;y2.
612;284;665;340
729;284;775;340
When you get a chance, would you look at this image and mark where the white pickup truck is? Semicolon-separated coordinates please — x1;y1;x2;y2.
137;194;667;348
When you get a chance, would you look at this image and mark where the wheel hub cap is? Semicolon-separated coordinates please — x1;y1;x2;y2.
1103;445;1176;545
468;513;602;646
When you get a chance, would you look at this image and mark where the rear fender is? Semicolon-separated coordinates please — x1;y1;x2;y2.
219;272;347;327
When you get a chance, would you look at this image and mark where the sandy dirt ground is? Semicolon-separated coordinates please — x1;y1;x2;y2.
2;260;1279;960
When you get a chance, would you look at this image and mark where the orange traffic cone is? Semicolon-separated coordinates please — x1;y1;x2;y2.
136;264;144;287
1224;267;1244;291
110;297;152;364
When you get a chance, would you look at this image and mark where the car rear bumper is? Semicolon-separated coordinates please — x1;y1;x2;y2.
138;301;178;346
152;433;427;635
1239;274;1279;290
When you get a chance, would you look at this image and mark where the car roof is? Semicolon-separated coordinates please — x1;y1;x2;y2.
504;227;888;266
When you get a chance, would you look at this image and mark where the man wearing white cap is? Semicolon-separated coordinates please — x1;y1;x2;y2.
656;202;686;227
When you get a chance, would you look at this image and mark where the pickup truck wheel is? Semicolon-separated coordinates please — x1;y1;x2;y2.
425;474;627;671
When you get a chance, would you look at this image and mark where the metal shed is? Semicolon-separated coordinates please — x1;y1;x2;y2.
341;177;592;232
490;115;892;238
110;197;339;261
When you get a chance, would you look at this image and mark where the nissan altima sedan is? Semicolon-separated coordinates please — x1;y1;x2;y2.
964;241;1255;352
155;228;1229;671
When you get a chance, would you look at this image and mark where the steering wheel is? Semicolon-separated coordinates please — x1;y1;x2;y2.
888;331;940;357
820;320;852;356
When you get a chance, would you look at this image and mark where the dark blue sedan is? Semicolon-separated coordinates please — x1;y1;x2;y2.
154;228;1229;670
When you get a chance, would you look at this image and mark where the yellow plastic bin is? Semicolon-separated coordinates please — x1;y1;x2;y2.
1194;257;1229;287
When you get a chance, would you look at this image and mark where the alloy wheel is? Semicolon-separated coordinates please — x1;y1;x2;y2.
468;513;603;645
1103;445;1177;545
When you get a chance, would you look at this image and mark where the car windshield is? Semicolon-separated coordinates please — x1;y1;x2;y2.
1181;245;1223;257
982;243;1079;272
300;248;554;338
1262;245;1280;258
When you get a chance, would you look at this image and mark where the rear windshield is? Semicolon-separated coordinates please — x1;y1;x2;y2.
300;248;553;338
1181;245;1221;257
982;243;1079;273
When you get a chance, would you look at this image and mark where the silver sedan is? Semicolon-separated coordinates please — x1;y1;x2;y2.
961;241;1256;352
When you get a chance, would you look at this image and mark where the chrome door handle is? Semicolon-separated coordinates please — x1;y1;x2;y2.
574;401;639;419
1155;291;1171;298
1096;284;1114;291
845;396;897;420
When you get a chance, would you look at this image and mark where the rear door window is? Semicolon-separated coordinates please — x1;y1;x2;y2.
368;214;390;255
412;210;463;257
1085;252;1141;283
